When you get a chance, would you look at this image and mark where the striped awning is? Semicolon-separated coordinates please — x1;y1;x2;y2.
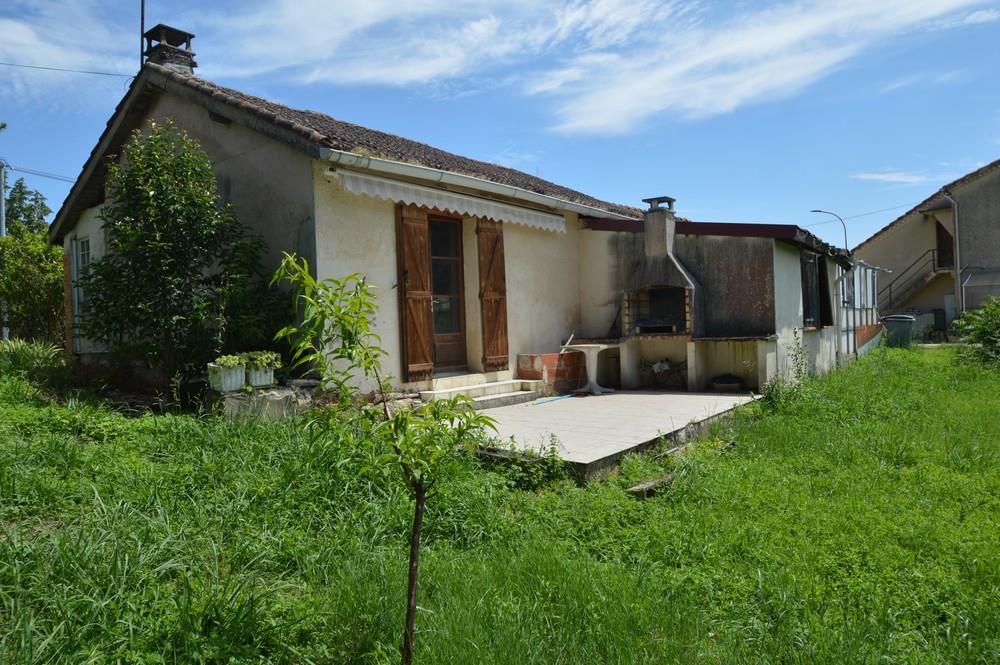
332;169;566;234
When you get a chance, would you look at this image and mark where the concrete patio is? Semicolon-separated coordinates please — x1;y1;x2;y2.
488;390;753;475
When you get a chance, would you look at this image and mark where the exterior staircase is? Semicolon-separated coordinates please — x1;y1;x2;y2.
878;249;951;313
419;372;545;410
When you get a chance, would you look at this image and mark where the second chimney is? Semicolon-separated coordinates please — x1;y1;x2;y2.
642;195;676;258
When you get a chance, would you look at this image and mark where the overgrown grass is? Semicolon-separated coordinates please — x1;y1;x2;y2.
1;347;998;663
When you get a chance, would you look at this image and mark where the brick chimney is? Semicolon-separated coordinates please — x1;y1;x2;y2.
143;24;197;74
642;195;676;258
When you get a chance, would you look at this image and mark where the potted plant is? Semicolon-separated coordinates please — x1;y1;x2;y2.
244;351;282;388
208;354;246;392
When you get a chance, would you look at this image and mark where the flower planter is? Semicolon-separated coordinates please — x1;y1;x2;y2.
246;367;275;388
208;363;246;392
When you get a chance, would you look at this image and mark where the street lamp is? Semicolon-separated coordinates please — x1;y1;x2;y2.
811;209;853;358
810;209;848;252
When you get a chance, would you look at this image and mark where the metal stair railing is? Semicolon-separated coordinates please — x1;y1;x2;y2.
878;248;940;311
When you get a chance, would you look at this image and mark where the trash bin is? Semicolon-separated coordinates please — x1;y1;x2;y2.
884;314;916;348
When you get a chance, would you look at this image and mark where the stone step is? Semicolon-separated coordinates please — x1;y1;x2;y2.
471;390;543;410
420;379;544;402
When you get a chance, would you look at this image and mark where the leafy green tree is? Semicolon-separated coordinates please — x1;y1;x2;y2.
77;119;264;382
0;181;63;341
273;254;494;665
4;177;51;234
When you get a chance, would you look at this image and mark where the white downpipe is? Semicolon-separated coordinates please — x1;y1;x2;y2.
321;148;636;221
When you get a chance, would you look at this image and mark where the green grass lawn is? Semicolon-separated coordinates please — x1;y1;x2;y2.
1;347;998;663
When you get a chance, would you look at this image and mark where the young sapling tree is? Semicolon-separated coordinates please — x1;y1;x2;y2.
272;253;494;664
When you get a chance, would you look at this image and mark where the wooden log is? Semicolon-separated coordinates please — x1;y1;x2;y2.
624;474;674;500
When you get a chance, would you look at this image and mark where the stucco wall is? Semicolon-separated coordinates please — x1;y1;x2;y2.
148;94;316;273
312;167;582;389
855;210;937;278
675;235;775;337
772;240;803;379
898;272;955;312
313;168;402;389
578;230;620;338
801;326;836;376
772;241;837;378
503;211;581;363
63;205;107;354
954;168;1000;275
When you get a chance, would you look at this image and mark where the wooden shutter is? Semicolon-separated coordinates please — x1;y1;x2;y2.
396;204;434;381
800;251;820;328
477;219;509;371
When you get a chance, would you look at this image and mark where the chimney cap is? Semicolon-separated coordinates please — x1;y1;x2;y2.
143;24;195;46
642;196;676;211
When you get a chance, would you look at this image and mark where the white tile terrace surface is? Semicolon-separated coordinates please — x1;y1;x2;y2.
487;390;753;467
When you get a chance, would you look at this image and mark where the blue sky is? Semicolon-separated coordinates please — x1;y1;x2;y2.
1;0;999;248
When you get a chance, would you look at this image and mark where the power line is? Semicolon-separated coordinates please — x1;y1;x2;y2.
0;61;133;79
805;201;917;227
6;165;75;183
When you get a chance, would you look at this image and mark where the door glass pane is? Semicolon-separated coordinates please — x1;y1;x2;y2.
432;259;459;296
433;297;461;334
430;221;459;257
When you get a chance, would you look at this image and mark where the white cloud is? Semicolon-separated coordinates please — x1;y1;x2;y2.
930;6;1000;26
0;0;135;109
850;171;932;184
533;0;987;133
963;7;1000;22
1;0;994;132
880;69;966;93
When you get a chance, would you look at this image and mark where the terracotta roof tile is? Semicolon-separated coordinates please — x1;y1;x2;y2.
149;63;643;219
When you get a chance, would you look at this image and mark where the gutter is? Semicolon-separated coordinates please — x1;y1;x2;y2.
321;148;637;221
940;190;962;313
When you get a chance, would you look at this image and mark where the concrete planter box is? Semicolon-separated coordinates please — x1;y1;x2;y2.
208;363;245;393
246;367;275;388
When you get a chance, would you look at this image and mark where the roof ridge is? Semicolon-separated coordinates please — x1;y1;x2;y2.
147;63;644;219
854;156;1000;251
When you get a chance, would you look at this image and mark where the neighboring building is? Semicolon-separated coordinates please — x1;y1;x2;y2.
855;158;1000;328
51;26;872;399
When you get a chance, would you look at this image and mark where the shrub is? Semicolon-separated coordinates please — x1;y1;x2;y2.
955;296;1000;363
0;339;66;387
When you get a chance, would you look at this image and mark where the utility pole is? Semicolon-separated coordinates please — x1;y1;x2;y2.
0;159;8;340
140;0;146;69
1;159;6;238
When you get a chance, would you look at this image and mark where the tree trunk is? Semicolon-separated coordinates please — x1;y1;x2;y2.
401;482;427;665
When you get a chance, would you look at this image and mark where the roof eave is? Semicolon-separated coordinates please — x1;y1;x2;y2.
322;149;638;221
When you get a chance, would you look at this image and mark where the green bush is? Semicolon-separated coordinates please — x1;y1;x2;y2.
955;296;1000;363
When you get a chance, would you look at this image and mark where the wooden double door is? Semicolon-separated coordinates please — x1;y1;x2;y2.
396;204;509;382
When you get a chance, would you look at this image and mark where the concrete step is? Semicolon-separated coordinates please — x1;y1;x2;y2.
420;379;544;402
471;390;543;410
430;370;514;390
